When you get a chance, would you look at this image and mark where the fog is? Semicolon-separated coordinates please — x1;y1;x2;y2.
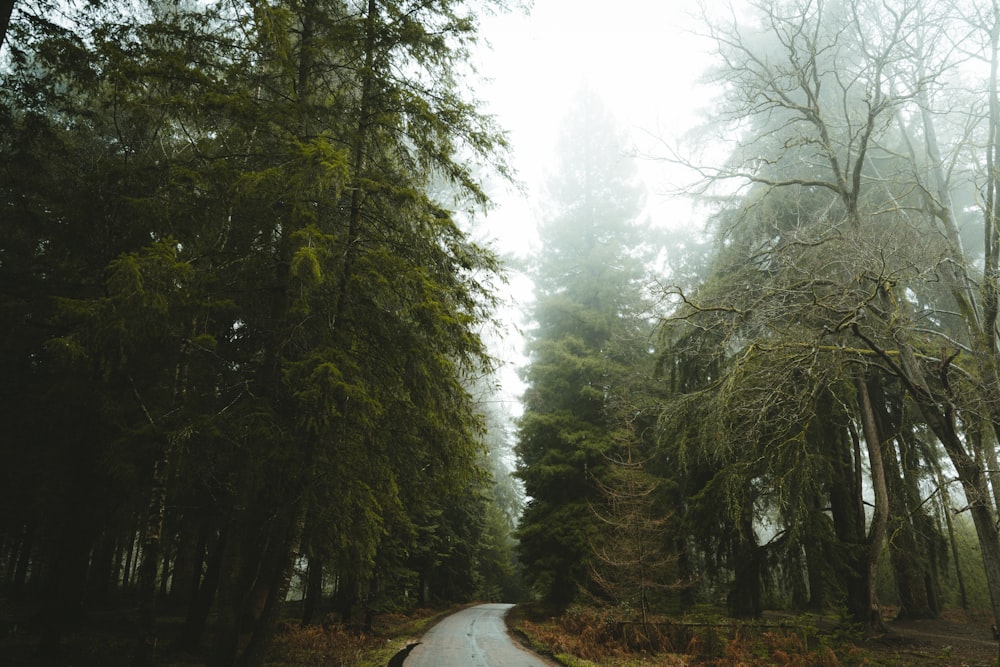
470;0;716;412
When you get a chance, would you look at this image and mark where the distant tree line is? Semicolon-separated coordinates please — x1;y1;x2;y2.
514;0;1000;639
0;0;521;664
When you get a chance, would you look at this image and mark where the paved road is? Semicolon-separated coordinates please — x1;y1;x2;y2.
403;603;553;667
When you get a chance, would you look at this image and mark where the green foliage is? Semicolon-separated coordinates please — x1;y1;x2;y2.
516;89;658;608
0;0;516;661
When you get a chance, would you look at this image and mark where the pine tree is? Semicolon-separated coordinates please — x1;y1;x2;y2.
516;88;655;608
0;0;512;661
590;387;676;629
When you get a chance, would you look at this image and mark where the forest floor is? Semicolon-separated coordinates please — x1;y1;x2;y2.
865;609;999;666
507;605;1000;666
1;600;997;665
0;600;455;666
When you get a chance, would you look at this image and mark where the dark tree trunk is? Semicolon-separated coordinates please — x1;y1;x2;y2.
883;436;937;619
209;494;306;667
885;487;935;617
36;512;92;657
833;417;880;633
169;514;203;610
334;573;361;625
301;557;323;625
179;523;227;651
807;395;854;612
134;443;172;667
87;529;117;603
827;415;870;624
10;524;33;596
416;570;427;607
864;376;937;620
235;513;304;667
803;511;833;611
727;512;762;619
159;547;172;599
209;518;254;667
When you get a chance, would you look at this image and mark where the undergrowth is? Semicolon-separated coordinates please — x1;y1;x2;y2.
506;604;871;666
0;605;455;667
268;607;455;667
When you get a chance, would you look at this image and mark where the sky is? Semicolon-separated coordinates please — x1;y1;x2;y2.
468;0;717;415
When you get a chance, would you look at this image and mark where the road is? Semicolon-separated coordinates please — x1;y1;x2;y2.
402;603;553;667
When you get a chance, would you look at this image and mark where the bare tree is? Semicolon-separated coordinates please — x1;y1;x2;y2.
667;0;1000;633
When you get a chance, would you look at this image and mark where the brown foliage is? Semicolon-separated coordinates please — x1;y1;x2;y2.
510;605;859;666
268;623;370;666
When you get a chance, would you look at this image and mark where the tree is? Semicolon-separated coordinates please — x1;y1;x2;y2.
0;0;514;662
589;386;676;629
656;175;897;624
662;0;1000;632
516;87;656;608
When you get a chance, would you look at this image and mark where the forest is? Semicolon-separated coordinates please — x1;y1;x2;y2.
3;0;1000;665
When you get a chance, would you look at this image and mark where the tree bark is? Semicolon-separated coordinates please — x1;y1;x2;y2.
853;376;889;634
87;530;117;603
727;509;762;619
235;500;307;667
830;417;873;628
894;340;1000;631
209;516;255;667
36;500;91;657
179;523;227;651
301;557;323;625
884;440;936;619
937;468;969;609
133;438;172;666
169;514;203;610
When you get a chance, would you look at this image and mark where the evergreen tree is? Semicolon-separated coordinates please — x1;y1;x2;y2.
0;0;513;661
515;88;655;608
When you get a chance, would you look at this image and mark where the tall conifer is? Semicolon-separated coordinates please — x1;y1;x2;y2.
516;89;655;607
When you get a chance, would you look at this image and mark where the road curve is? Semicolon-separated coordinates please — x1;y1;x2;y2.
403;603;553;667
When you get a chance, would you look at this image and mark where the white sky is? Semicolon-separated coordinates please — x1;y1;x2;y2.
469;0;716;415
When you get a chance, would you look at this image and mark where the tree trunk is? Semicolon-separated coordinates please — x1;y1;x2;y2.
209;517;256;667
133;438;173;667
334;573;361;625
832;418;874;629
235;502;307;667
936;467;969;609
727;510;762;619
884;440;936;619
87;530;117;603
179;522;227;651
811;392;858;612
10;523;33;596
36;508;91;657
853;376;889;634
169;514;203;610
301;557;323;625
890;339;1000;631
